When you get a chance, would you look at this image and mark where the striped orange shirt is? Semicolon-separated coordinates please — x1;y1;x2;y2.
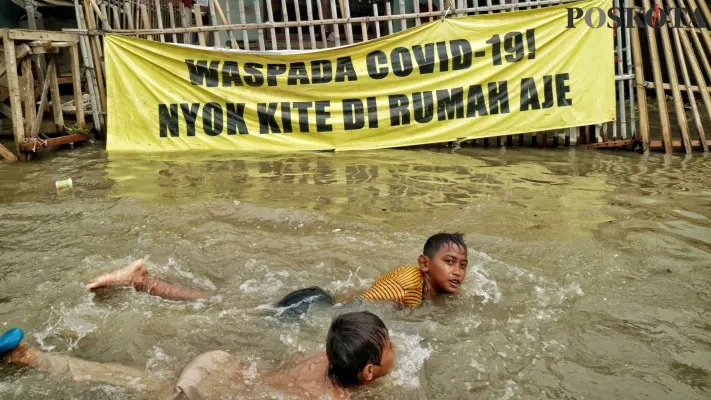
359;266;424;308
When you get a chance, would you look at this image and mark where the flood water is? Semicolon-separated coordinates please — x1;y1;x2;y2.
0;145;710;399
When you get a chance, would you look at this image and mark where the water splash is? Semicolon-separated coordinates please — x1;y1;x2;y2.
390;331;432;388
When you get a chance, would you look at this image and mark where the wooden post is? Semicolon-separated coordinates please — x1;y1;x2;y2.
656;0;692;154
2;33;26;155
643;0;672;153
48;54;64;132
111;5;121;29
385;2;394;35
154;0;166;42
683;0;711;84
124;2;135;29
372;3;381;38
79;1;107;116
361;21;368;41
413;0;421;25
194;4;207;46
69;43;85;128
21;58;36;138
399;0;406;31
630;18;650;153
74;0;103;132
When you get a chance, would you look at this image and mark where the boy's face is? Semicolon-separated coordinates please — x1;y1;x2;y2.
371;338;396;380
418;242;468;294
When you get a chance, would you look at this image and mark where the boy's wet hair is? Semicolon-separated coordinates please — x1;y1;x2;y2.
423;232;467;258
326;311;389;387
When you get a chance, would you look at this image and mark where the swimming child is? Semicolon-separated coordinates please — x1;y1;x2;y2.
85;232;469;312
0;311;395;399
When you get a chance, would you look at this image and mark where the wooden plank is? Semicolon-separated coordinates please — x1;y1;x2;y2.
2;33;26;152
657;0;692;154
644;0;672;153
630;10;649;153
194;4;206;46
31;60;54;139
154;0;166;42
582;138;639;149
213;0;238;49
20;134;87;151
7;30;78;42
650;139;711;148
48;55;64;131
0;44;30;83
21;59;36;138
69;44;84;128
264;0;278;49
306;0;317;48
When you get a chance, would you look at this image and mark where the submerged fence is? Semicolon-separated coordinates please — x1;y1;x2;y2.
62;0;711;153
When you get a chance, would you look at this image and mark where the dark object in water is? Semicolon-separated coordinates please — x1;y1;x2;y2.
275;287;334;317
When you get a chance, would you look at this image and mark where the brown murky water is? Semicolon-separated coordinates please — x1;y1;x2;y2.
0;145;710;399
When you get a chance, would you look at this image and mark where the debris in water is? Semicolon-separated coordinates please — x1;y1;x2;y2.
55;178;73;190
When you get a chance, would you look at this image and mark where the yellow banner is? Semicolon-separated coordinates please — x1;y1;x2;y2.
106;0;614;152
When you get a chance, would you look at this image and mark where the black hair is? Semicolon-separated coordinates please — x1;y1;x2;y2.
423;232;467;258
326;311;389;388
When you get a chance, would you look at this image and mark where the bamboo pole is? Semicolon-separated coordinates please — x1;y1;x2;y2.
329;0;341;46
213;0;238;49
306;0;317;48
656;0;692;153
238;0;249;50
154;0;166;42
413;0;421;25
316;0;328;47
179;2;189;43
194;4;207;46
253;0;266;51
624;0;636;140
111;5;121;28
209;0;221;47
69;43;85;128
614;0;626;139
643;0;672;153
399;0;406;30
683;0;711;81
48;54;64;131
280;0;291;50
344;0;353;44
167;3;177;42
630;13;650;153
372;3;381;37
361;21;367;41
294;0;305;49
124;2;135;29
264;0;278;49
671;24;706;151
674;0;710;151
84;1;104;58
140;4;155;40
78;1;107;126
97;0;111;30
385;2;394;35
75;0;103;132
21;59;36;138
